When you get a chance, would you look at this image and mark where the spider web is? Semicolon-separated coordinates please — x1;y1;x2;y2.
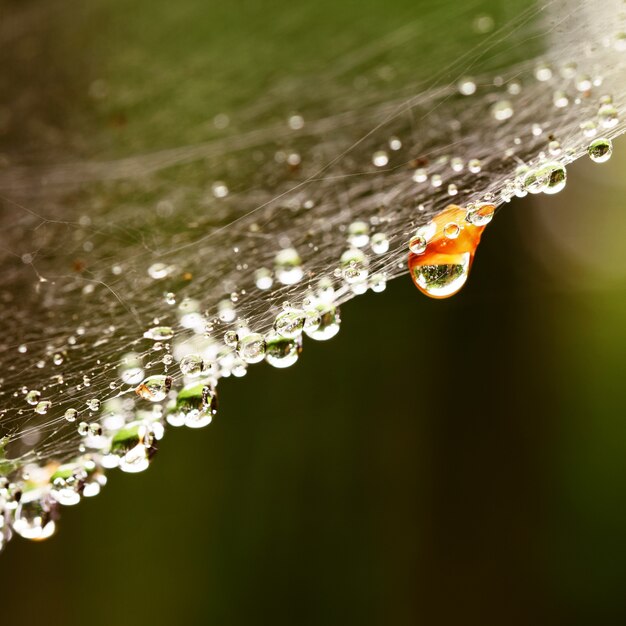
0;0;625;546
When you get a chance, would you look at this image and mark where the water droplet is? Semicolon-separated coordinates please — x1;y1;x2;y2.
86;398;101;412
236;333;266;364
553;91;569;108
25;390;41;406
458;78;476;96
13;493;56;540
468;159;482;173
523;161;567;195
372;150;389;167
224;330;238;346
254;267;273;290
170;382;217;428
179;354;206;378
340;248;369;284
575;74;592;92
369;273;387;293
534;63;552;81
304;305;340;341
408;205;488;299
274;310;306;338
265;334;302;368
347;221;370;248
135;376;172;402
109;422;157;473
34;401;51;415
119;353;144;385
143;326;174;341
50;464;85;506
148;263;171;280
370;232;389;254
491;100;513;121
443;222;460;239
211;181;229;198
548;140;562;156
587;137;613;163
412;168;428;183
64;408;78;422
466;203;496;226
598;103;619;128
274;248;303;285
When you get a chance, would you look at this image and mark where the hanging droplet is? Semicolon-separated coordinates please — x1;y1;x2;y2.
408;204;492;299
135;375;172;402
108;422;157;473
347;221;370;248
265;334;302;369
12;493;57;540
236;333;266;364
50;464;85;506
370;232;389;254
169;382;217;428
598;103;618;129
587;137;613;163
304;305;340;341
25;390;41;406
274;310;306;339
274;248;303;285
34;401;51;415
179;354;206;378
523;162;567;195
340;248;369;284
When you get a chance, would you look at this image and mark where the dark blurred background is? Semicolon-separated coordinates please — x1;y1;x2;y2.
2;1;626;624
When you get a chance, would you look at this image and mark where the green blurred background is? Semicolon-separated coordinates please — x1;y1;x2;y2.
3;0;626;624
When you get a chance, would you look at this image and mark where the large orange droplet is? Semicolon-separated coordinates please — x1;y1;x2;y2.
408;204;492;299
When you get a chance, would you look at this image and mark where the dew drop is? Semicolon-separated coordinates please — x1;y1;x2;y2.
254;267;273;290
143;326;174;341
135;376;172;402
408;205;488;299
523;162;567;195
265;334;302;369
25;390;41;406
458;78;477;96
304;305;340;341
109;422;157;473
12;493;56;540
274;310;306;339
347;221;370;248
491;100;514;121
340;248;369;284
169;382;217;428
236;333;266;364
179;354;206;378
587;137;613;163
274;248;303;286
370;232;389;254
598;103;619;128
34;401;51;415
372;150;389;167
